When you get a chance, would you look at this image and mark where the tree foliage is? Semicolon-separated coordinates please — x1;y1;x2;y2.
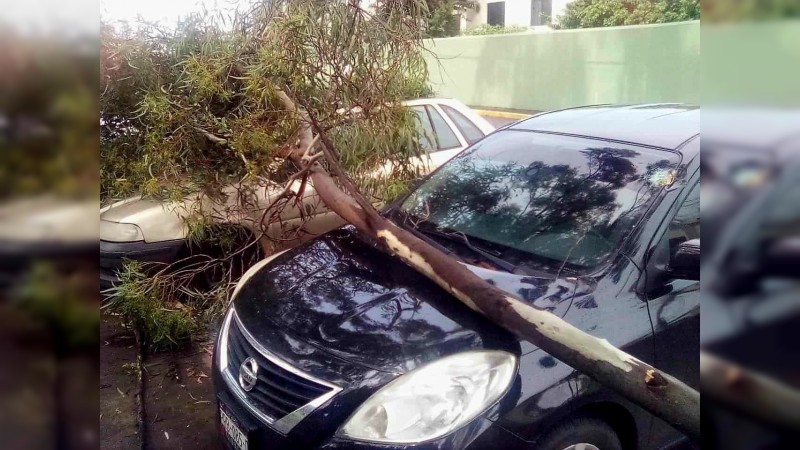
12;262;99;351
425;0;479;37
101;0;430;204
101;0;434;339
555;0;700;29
0;31;98;199
703;0;800;22
107;260;198;352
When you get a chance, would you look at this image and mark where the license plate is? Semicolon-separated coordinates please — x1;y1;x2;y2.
220;407;248;450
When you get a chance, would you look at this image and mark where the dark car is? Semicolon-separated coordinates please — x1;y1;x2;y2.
700;109;800;450
212;104;701;450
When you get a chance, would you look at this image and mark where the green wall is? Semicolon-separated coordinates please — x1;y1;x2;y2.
425;21;700;112
703;21;800;106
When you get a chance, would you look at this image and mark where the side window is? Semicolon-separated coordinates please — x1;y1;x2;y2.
410;106;435;153
441;105;485;144
667;181;701;259
425;105;461;151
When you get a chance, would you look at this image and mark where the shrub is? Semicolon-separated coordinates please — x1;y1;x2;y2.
554;0;700;29
11;262;99;351
106;261;198;352
463;24;529;35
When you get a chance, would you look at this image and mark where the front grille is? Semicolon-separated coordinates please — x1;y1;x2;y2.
226;317;334;420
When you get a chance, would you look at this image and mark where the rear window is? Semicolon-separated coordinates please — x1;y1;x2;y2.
442;105;485;144
426;106;461;150
410;106;435;152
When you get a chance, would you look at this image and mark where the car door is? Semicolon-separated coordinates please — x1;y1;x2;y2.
638;170;701;446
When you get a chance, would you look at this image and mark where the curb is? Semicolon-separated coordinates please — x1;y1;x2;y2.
473;109;531;120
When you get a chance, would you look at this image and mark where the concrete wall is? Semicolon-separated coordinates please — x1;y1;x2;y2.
425;21;700;112
703;21;800;105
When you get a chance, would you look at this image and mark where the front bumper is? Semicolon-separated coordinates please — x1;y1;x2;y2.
215;379;526;450
316;419;527;450
211;324;528;450
99;239;186;291
211;290;529;450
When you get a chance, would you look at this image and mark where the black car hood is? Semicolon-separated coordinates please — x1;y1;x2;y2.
234;227;596;373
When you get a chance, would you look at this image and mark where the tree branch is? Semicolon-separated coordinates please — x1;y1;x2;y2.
194;126;228;146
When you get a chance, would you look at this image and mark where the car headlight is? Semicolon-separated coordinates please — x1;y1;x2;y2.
338;350;517;443
100;220;144;242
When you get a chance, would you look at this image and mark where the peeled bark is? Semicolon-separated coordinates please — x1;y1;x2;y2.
277;95;701;440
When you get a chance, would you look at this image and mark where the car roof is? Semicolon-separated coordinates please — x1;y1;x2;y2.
510;104;699;151
402;97;496;133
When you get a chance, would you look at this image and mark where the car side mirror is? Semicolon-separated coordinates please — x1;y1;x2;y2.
638;238;700;298
668;239;700;281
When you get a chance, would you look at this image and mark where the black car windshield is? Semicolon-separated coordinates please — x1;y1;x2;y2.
400;130;679;271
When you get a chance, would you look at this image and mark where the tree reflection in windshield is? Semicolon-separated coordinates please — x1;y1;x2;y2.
400;131;677;270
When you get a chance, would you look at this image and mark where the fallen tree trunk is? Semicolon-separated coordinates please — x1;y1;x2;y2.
278;99;701;440
701;351;800;432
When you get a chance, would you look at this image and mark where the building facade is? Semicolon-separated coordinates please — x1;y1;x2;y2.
464;0;574;29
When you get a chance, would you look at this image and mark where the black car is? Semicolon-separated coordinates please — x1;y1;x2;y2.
700;109;800;450
212;104;700;450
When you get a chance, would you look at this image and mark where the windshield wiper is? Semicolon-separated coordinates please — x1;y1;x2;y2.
393;216;466;265
388;209;517;273
414;226;517;273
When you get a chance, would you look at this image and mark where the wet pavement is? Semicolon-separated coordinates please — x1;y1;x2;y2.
100;314;141;449
100;313;220;450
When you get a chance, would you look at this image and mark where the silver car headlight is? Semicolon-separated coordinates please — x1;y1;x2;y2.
338;350;517;443
100;220;144;242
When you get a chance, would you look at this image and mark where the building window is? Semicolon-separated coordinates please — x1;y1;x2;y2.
487;2;505;26
530;0;552;26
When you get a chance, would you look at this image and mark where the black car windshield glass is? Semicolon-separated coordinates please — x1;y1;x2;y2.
400;130;678;270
